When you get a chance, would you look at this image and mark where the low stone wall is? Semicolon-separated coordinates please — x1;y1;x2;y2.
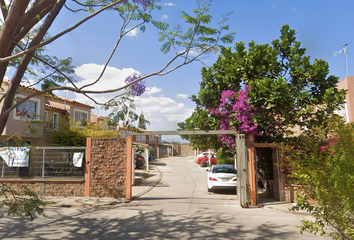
1;181;85;197
89;138;127;198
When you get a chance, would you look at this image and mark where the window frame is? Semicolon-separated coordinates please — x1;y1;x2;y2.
53;112;59;130
44;110;48;122
13;94;41;121
73;109;89;127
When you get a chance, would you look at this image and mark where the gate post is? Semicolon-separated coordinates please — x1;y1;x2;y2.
126;136;133;199
248;147;257;206
236;134;249;208
84;137;91;197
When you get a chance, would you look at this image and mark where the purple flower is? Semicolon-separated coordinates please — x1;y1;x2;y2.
132;0;152;11
125;74;146;96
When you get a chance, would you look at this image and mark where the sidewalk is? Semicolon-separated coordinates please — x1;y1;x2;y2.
44;163;162;208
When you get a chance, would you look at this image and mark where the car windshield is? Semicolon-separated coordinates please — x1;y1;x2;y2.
212;166;236;174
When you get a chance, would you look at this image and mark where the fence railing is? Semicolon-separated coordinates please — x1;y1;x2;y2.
0;146;86;179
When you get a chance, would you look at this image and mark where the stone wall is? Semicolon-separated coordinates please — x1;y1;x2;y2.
89;138;127;198
1;181;85;197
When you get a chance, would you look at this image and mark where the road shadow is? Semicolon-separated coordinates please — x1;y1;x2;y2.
0;207;321;240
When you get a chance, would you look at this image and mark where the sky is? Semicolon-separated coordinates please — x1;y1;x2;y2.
5;0;354;142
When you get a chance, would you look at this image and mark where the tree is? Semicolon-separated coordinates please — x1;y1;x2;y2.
184;24;346;146
138;111;149;129
281;117;354;239
49;120;119;146
0;0;234;220
0;0;235;135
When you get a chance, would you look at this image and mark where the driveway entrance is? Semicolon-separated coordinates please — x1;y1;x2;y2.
129;130;249;207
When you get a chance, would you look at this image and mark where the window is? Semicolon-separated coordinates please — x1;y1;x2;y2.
153;135;156;140
120;130;126;138
149;135;153;140
44;111;48;122
126;132;129;137
14;96;40;120
74;110;88;127
137;135;140;140
53;113;59;130
142;135;145;140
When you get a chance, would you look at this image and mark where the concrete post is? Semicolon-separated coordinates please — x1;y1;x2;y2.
208;149;211;165
157;145;160;159
145;146;149;171
132;147;135;186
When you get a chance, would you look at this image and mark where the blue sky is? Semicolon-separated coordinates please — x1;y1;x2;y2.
6;0;354;141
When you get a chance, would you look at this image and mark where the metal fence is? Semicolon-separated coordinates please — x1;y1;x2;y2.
0;146;86;179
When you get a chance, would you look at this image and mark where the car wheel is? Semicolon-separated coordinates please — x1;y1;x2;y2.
207;187;212;192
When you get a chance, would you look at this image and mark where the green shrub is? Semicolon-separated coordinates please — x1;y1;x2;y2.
281;118;354;239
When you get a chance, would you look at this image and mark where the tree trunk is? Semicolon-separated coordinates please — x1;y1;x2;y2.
0;0;65;135
0;0;30;85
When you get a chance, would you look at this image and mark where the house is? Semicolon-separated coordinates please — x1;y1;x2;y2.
0;79;94;145
336;76;354;123
90;113;117;131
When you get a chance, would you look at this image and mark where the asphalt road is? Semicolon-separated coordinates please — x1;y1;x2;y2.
0;157;327;239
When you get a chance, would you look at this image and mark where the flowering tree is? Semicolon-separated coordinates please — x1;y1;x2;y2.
209;86;258;149
0;0;235;221
0;0;235;134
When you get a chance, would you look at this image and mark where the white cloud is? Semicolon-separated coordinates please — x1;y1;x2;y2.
126;28;138;37
71;63;140;104
71;64;193;131
176;93;188;99
164;3;176;6
160;14;169;20
273;5;277;9
292;8;296;12
134;87;193;126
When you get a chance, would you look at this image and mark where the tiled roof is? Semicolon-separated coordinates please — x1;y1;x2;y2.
44;103;66;111
3;79;94;108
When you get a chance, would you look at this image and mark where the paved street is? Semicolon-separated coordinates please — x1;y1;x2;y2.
0;157;326;239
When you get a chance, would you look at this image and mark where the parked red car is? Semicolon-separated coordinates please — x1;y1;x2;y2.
197;155;217;164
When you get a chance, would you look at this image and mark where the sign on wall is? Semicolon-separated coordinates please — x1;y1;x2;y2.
0;147;29;167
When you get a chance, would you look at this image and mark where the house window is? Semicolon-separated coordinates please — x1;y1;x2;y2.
14;96;40;120
74;109;88;127
120;130;126;138
126;132;129;137
149;135;153;140
142;135;145;140
53;113;59;130
153;135;156;140
44;111;48;121
137;135;140;140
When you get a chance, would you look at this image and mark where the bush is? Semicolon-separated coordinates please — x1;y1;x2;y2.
281;118;354;239
216;150;234;165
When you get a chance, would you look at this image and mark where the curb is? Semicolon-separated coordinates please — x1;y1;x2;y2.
132;164;162;200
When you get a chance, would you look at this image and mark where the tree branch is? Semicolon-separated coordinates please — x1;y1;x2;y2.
0;0;125;63
79;13;145;90
0;0;8;20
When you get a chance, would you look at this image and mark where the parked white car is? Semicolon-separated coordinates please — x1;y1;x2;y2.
207;165;237;192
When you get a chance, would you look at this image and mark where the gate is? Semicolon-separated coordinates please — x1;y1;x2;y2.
129;130;250;208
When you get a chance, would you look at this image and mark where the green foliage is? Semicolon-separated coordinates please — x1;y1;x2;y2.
0;184;52;221
158;0;234;56
281;117;354;239
177;106;224;150
138;112;150;129
49;119;119;146
187;24;346;147
215;150;234;165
